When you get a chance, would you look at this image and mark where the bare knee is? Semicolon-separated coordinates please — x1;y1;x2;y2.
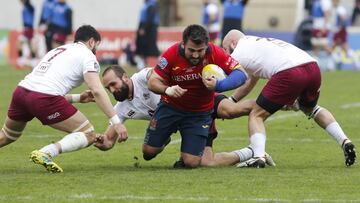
0;119;26;147
182;153;201;168
142;144;162;161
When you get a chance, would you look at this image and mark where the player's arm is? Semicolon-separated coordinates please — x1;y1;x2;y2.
230;74;259;102
84;72;128;142
65;90;95;103
148;70;187;98
94;124;120;151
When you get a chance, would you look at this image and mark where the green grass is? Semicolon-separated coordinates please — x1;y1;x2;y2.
0;64;360;202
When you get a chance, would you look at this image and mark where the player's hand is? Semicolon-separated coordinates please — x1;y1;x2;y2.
165;85;187;98
80;90;95;103
202;76;217;91
94;134;115;151
113;123;128;143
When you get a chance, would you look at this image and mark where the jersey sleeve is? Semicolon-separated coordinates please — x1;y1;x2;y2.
82;51;100;74
211;44;241;75
154;45;176;81
114;102;127;124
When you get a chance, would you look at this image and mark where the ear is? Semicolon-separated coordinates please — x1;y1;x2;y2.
122;74;129;81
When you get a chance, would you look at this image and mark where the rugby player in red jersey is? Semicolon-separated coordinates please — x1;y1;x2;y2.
142;24;247;168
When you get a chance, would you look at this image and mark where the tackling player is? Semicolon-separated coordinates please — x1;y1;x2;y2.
214;29;356;168
0;25;127;173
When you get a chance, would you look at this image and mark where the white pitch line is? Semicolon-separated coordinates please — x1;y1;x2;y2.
267;112;302;121
340;102;360;109
0;194;359;202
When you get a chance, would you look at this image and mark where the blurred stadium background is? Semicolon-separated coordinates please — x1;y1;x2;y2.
1;0;360;69
0;1;360;202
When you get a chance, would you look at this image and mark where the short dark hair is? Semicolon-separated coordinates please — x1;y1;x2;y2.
182;24;209;45
102;65;126;78
74;25;101;43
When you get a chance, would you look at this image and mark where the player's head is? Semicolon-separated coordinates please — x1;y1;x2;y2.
102;65;130;102
74;25;101;54
182;24;209;65
222;29;244;55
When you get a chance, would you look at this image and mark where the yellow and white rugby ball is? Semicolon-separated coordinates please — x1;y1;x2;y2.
202;64;226;80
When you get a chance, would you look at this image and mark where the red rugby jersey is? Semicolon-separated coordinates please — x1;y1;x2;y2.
154;43;240;112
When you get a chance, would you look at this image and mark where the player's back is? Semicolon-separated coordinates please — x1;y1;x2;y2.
19;42;98;96
232;36;316;79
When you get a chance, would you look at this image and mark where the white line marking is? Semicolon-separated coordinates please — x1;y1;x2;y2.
0;195;359;202
267;112;302;121
340;102;360;109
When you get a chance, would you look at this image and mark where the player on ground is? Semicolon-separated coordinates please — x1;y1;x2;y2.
0;25;127;173
94;65;275;167
142;24;248;168
210;29;356;168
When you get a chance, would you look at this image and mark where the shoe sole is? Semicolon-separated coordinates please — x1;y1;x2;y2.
30;154;63;173
344;143;356;166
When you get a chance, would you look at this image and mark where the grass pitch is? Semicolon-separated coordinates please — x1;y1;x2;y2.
0;63;359;202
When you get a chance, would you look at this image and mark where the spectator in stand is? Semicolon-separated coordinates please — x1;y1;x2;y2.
39;0;55;52
202;0;221;44
47;0;72;50
310;0;332;57
17;0;36;69
351;0;360;25
331;0;360;70
220;0;249;42
135;0;160;71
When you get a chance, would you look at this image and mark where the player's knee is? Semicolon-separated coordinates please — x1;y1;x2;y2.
1;125;23;144
142;144;159;161
76;123;95;143
182;155;201;168
300;105;323;119
183;158;201;168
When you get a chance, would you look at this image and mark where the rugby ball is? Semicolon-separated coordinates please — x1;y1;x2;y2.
202;64;226;80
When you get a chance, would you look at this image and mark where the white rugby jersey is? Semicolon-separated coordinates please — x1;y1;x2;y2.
114;68;160;124
231;36;316;79
19;42;100;95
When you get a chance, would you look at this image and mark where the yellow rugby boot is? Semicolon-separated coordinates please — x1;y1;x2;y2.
30;150;63;173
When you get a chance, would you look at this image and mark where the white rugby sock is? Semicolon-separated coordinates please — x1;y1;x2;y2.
325;122;349;146
233;147;253;162
250;133;266;158
39;144;59;158
57;132;89;153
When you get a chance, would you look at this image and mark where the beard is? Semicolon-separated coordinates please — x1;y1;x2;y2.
113;83;129;102
92;47;97;54
187;56;203;66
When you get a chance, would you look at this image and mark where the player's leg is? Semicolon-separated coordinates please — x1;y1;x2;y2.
300;103;356;166
179;111;212;168
217;99;255;119
30;110;95;173
142;101;178;161
299;62;356;166
1;86;34;148
247;66;305;168
0;117;27;147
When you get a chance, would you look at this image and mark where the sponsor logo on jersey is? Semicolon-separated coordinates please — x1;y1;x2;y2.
127;110;136;117
202;124;209;129
171;73;202;82
149;118;157;130
143;93;150;100
94;62;100;72
158;57;168;69
47;112;61;120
